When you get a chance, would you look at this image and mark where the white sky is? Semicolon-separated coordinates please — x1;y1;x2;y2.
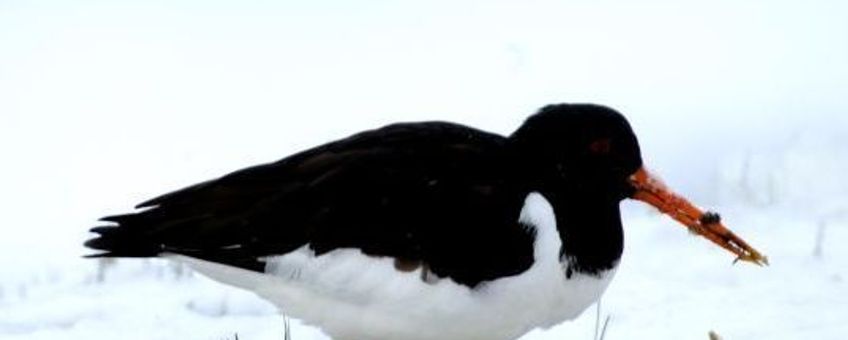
1;0;847;253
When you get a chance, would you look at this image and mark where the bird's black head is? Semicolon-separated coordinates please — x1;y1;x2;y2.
508;103;769;273
509;103;643;201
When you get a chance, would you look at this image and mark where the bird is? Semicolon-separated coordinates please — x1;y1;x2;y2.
85;103;766;340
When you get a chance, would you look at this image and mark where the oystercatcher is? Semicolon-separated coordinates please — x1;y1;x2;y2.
86;104;766;340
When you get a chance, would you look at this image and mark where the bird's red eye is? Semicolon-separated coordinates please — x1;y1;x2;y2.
589;138;612;154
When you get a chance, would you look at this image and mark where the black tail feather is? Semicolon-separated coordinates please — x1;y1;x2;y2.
84;225;163;258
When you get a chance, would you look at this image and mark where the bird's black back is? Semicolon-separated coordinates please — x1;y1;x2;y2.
87;121;536;287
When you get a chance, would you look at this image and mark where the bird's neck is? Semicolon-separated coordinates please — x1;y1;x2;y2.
503;146;624;274
542;189;624;276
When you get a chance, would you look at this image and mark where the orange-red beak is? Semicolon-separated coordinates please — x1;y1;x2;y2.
629;167;768;266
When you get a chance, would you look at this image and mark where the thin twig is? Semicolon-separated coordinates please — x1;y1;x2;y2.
813;219;826;259
594;299;602;340
284;314;291;340
599;315;611;340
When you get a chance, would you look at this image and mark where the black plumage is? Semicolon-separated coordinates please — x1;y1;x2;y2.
86;103;642;287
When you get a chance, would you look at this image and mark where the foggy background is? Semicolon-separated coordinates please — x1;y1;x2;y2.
1;1;846;339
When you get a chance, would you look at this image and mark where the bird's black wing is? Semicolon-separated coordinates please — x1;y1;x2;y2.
86;122;535;287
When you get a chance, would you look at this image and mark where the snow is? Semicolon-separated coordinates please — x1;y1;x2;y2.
3;205;846;340
2;0;847;339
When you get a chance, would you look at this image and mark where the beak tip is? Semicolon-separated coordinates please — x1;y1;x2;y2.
734;253;769;267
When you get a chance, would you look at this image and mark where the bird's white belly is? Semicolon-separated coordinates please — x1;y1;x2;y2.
171;192;617;340
254;247;616;340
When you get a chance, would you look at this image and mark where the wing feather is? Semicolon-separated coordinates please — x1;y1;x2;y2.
85;121;535;286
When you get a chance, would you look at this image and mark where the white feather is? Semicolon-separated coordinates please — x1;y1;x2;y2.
169;192;616;340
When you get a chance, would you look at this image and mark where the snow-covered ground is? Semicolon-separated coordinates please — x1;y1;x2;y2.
2;126;846;339
2;1;847;339
2;203;846;340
